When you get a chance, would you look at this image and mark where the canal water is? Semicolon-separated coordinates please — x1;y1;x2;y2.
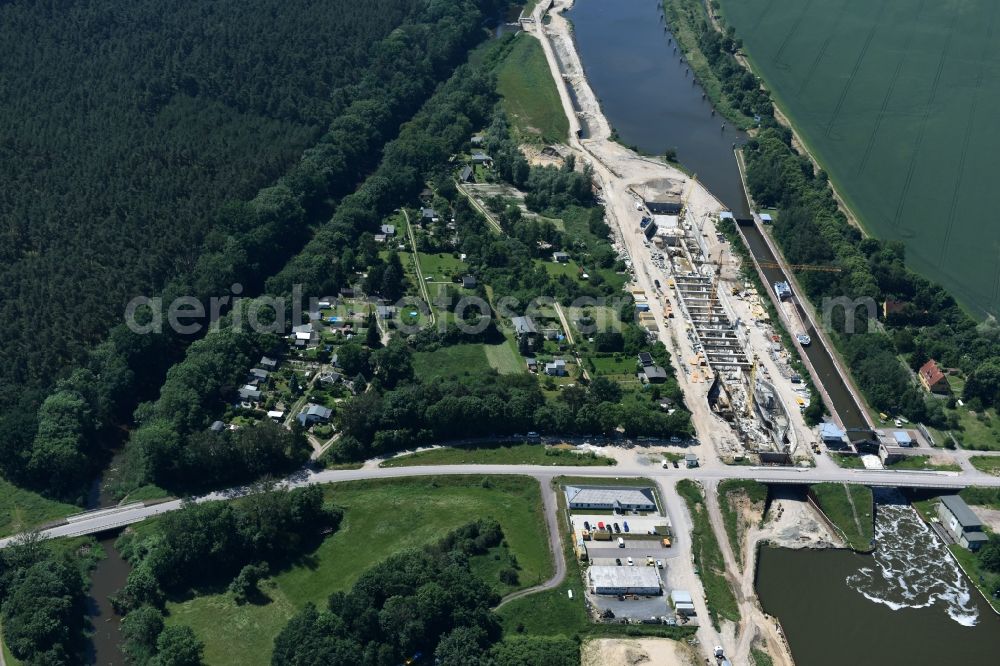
737;221;868;430
757;492;1000;664
567;0;869;430
567;0;750;215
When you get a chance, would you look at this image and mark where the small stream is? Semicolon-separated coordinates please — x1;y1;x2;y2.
84;466;132;666
85;536;131;666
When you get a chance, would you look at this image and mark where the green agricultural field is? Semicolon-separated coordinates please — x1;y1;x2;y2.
0;477;77;537
718;0;1000;318
166;476;551;665
496;33;568;143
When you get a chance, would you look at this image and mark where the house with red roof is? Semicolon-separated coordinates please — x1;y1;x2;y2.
918;359;950;394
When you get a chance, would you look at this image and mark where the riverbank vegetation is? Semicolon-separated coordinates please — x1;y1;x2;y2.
676;480;739;628
717;479;766;570
496;34;568;143
113;487;339;665
0;536;100;665
810;483;873;552
660;0;769;129
381;443;616;467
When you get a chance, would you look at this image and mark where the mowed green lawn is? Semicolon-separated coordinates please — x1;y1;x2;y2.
0;477;77;537
496;33;568;143
413;343;493;381
414;341;527;380
718;0;1000;318
166;476;551;665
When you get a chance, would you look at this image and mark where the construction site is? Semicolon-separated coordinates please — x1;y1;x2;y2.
628;183;812;463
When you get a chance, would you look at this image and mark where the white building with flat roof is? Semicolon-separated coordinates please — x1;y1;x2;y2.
588;566;661;595
565;486;657;512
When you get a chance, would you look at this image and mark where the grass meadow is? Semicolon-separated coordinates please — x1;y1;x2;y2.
0;477;77;537
496;33;568;143
811;483;874;551
165;476;551;665
381;442;616;468
718;0;1000;317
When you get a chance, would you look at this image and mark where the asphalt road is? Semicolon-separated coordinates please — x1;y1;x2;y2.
3;461;996;549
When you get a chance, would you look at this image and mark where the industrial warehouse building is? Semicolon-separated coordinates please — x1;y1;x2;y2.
588;566;662;595
565;486;657;512
937;495;989;550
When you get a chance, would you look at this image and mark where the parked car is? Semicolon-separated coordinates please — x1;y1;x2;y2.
623;521;630;533
627;557;634;566
613;523;621;533
616;558;622;566
656;559;664;569
583;521;591;531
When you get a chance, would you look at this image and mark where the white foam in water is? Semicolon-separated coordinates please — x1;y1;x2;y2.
846;502;979;627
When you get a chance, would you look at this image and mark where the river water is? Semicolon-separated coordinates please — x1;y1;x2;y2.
84;470;132;665
757;492;1000;664
567;0;749;215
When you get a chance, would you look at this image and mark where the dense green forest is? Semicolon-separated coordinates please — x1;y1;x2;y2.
0;0;416;400
0;0;507;501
